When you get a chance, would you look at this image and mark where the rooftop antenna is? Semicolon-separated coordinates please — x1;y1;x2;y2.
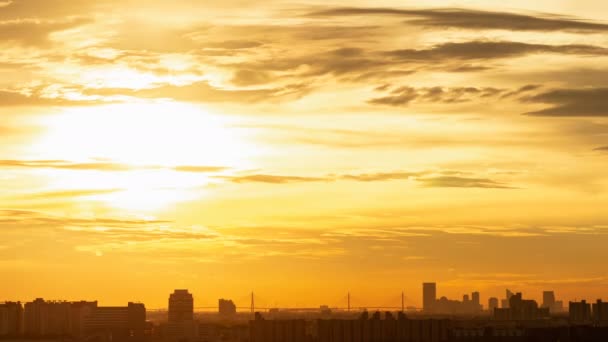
251;292;254;315
348;292;351;312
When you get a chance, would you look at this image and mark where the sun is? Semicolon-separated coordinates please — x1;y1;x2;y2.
29;101;258;212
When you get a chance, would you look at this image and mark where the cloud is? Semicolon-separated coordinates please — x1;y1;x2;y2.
15;188;121;200
219;171;513;189
369;86;505;106
172;165;229;173
0;87;103;107
594;146;608;152
0;209;169;229
0;159;135;171
0;159;233;173
338;172;422;181
418;176;514;189
83;81;312;104
222;174;327;184
0;17;92;46
231;69;272;86
309;7;608;32
522;88;608;117
385;41;608;62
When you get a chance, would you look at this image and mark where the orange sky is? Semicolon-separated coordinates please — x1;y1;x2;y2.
1;0;608;309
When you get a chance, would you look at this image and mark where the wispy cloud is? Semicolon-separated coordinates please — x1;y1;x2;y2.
309;7;608;32
523;88;608;117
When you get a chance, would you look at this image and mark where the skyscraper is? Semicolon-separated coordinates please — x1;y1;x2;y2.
422;283;436;313
168;290;194;323
502;289;514;308
488;297;499;314
472;292;480;307
542;291;556;310
0;302;23;337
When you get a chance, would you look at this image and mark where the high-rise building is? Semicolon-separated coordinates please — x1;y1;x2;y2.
542;291;556;309
422;283;436;313
69;301;97;338
24;298;71;337
167;290;195;341
494;293;549;320
472;292;480;307
84;302;146;340
0;302;23;337
569;300;592;323
218;299;237;316
488;297;499;314
168;290;193;323
592;300;608;324
501;289;514;309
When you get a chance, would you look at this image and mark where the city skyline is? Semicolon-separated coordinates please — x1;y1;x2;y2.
0;283;600;312
2;0;608;310
4;286;608;341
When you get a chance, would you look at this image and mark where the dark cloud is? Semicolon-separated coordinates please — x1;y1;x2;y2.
206;40;263;49
219;171;513;189
593;146;608;152
419;176;514;189
223;40;606;88
522;88;608;117
309;7;608;32
386;41;608;61
369;86;505;106
231;69;272;86
339;172;422;181
0;17;92;46
500;84;542;99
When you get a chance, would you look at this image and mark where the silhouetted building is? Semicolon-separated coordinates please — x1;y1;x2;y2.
472;292;480;309
168;289;193;323
433;291;482;315
423;283;437;313
501;289;514;309
250;313;306;342
84;302;146;341
488;297;499;314
316;312;449;342
494;293;549;320
0;302;23;337
167;290;195;341
219;299;237;316
24;298;71;337
570;300;592;323
542;291;555;309
593;300;608;325
69;300;97;338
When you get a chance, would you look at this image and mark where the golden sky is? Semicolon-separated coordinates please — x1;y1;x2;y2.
2;0;608;309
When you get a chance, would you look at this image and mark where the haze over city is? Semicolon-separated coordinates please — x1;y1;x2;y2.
2;0;608;313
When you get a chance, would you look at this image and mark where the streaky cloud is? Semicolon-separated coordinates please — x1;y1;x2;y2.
522;88;608;117
309;7;608;32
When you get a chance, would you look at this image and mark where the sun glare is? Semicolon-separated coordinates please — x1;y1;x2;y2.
29;101;258;211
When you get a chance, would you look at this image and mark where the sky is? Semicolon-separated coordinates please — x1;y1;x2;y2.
1;0;608;310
